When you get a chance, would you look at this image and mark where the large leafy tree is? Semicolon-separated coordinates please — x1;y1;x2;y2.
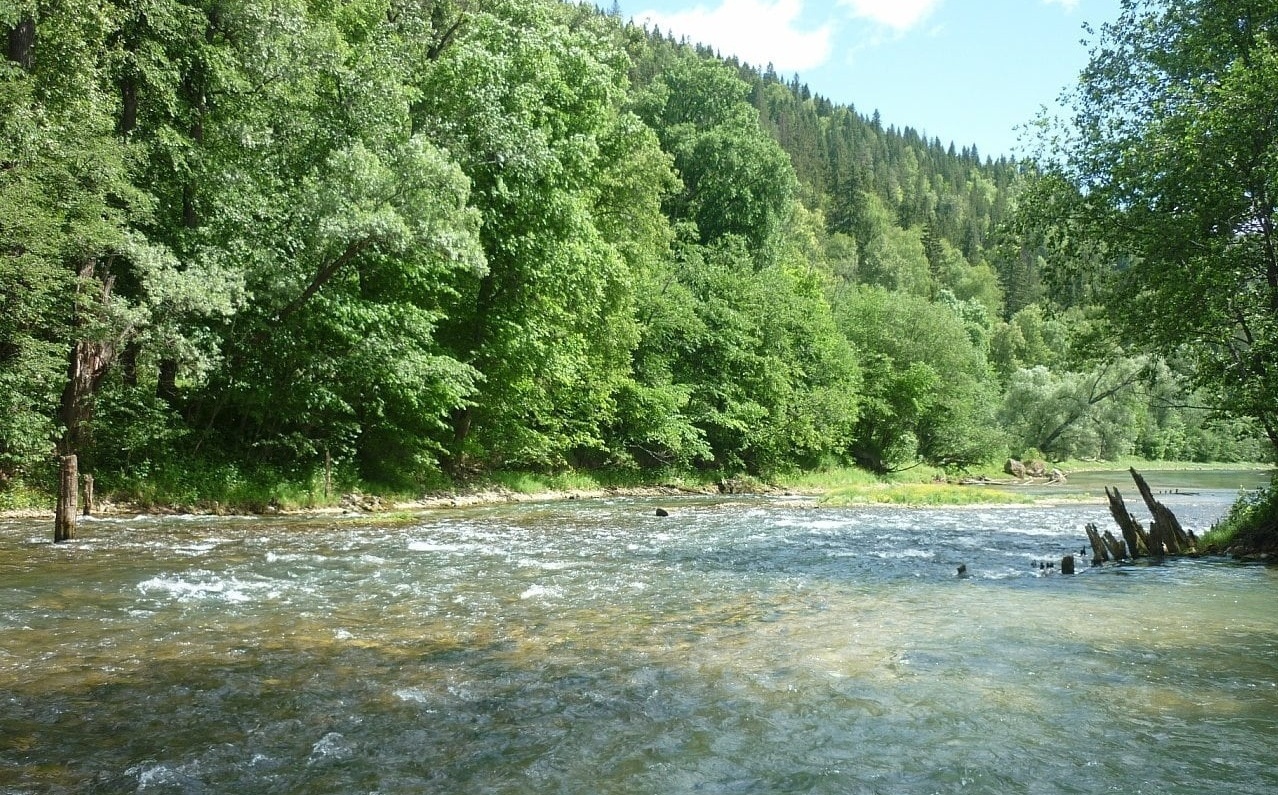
835;286;1002;472
413;0;672;472
1045;0;1278;450
1;2;246;534
179;1;485;481
634;53;797;268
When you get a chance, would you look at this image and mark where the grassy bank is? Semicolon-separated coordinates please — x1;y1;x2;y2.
776;465;1032;506
3;458;1271;517
1199;476;1278;558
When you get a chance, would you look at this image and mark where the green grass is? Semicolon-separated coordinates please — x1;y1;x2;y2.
482;468;737;496
776;465;1031;506
486;470;606;495
339;510;423;527
8;455;1266;516
820;481;1032;507
108;461;365;513
778;465;948;491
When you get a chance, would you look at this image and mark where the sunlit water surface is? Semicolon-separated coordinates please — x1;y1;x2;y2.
1;475;1275;793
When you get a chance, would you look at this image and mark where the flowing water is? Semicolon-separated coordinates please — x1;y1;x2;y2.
1;473;1275;794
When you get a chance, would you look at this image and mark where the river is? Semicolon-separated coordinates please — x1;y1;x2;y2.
1;471;1275;793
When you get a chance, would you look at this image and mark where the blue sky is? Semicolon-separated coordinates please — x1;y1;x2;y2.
625;0;1121;158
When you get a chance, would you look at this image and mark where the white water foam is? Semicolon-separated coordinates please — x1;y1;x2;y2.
136;571;273;604
520;584;563;600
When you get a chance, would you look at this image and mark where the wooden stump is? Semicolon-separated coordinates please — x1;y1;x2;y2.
1084;523;1108;565
1105;486;1150;558
1085;469;1197;567
1061;554;1075;575
54;454;78;543
1101;529;1128;561
1129;468;1195;555
82;473;94;517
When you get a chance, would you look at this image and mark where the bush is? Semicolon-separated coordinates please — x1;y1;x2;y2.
1201;478;1278;554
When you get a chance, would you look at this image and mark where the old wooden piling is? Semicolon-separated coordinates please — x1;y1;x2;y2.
1084;523;1108;565
1085;469;1197;566
1129;468;1196;556
54;454;78;543
1105;485;1150;558
82;473;94;517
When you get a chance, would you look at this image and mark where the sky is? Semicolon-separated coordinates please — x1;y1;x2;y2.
626;0;1121;159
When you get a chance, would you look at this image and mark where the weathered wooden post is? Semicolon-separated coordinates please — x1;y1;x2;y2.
1084;523;1108;565
1060;554;1075;575
82;473;94;517
1102;529;1128;560
1129;468;1195;555
1105;486;1150;557
54;454;78;543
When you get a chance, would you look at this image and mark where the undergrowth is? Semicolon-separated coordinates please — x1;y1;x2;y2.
1200;478;1278;554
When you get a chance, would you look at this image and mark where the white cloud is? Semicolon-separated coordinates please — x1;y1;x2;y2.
635;0;833;73
1042;0;1080;9
837;0;942;31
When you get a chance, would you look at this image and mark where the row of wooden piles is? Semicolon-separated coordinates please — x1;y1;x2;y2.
1084;468;1198;566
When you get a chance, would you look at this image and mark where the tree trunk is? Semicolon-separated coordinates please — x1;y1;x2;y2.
446;406;473;476
56;261;122;540
1101;529;1128;561
157;357;179;405
54;455;78;543
5;16;34;69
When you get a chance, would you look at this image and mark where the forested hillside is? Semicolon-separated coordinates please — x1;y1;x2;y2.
0;0;1268;507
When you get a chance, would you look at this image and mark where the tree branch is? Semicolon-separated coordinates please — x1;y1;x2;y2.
274;238;373;324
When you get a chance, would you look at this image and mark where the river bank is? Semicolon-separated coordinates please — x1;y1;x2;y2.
4;462;1269;520
8;466;1275;562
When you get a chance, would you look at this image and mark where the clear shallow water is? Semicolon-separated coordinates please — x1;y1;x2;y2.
1;485;1275;794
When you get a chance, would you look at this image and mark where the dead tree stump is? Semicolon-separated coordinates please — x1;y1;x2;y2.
1129;468;1195;555
1101;529;1128;560
1084;523;1108;565
1085;469;1197;566
54;454;78;543
82;473;94;517
1105;486;1150;558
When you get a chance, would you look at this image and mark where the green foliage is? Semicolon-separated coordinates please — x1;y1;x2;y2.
835;286;1002;472
412;0;663;471
635;54;797;267
1200;478;1278;554
3;0;1271;514
631;236;860;475
110;457;351;513
1042;0;1278;452
998;362;1146;461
